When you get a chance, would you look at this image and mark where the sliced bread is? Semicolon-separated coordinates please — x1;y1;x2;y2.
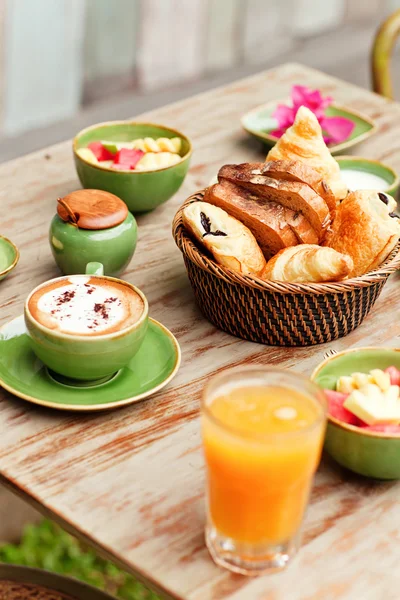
261;160;337;221
204;180;318;257
219;163;331;241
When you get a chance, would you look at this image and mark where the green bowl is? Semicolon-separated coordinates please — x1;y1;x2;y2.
73;121;192;213
336;155;399;198
0;235;19;281
311;347;400;479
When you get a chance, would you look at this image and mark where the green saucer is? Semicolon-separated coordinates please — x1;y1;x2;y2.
0;235;19;281
0;316;181;411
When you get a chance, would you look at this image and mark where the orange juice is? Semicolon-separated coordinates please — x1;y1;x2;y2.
202;367;326;575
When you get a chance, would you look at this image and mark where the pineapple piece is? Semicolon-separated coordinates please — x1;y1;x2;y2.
368;369;391;392
76;147;98;165
352;372;370;388
336;376;357;394
344;383;400;425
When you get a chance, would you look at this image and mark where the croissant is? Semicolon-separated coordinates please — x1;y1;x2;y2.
182;201;266;276
324;190;400;277
267;106;347;202
262;244;353;283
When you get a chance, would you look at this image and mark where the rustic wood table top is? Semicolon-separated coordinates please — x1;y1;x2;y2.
0;63;399;600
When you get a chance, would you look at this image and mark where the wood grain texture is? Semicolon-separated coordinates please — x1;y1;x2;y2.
0;63;400;599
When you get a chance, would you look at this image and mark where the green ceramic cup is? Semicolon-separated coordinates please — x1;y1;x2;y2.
73;121;192;213
24;262;148;383
312;347;400;479
49;212;137;277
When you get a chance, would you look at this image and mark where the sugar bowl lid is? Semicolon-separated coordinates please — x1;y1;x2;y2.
57;189;128;230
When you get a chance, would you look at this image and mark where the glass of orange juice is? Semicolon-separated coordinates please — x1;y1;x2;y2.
202;366;327;576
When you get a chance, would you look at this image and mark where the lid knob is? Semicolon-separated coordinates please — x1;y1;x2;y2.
57;189;129;230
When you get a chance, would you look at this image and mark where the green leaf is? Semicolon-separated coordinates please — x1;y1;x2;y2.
0;520;158;600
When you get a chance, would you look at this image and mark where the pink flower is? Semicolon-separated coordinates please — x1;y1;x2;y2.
292;85;333;119
272;103;296;129
320;116;355;145
271;85;355;145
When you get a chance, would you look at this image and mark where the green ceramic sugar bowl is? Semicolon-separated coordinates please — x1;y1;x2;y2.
50;189;137;277
312;347;400;480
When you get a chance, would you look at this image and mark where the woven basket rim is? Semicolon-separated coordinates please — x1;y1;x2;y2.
172;189;400;295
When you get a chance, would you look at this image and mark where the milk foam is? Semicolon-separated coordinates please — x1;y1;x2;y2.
37;278;127;334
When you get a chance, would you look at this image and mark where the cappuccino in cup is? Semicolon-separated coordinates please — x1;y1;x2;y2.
28;275;144;336
25;267;148;382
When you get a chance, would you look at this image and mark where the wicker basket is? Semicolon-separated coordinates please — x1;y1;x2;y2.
172;190;400;347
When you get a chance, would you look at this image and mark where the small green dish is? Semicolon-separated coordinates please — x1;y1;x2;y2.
241;101;377;155
73;121;192;213
0;235;19;281
336;155;399;198
311;347;400;479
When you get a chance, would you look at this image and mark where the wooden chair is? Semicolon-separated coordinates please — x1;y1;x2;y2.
372;9;400;99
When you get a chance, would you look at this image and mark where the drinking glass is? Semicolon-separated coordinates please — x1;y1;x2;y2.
201;366;327;575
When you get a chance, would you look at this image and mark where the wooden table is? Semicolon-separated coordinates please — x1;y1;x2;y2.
0;63;400;600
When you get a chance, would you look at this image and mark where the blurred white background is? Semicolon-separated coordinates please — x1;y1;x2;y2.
0;0;399;161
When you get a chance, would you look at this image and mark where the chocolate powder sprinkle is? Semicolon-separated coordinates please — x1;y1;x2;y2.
56;290;75;305
93;303;109;320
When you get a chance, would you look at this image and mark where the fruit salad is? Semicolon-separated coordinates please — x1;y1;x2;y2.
76;137;182;172
324;366;400;434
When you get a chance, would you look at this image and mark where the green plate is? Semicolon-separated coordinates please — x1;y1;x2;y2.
241;101;377;155
0;316;181;411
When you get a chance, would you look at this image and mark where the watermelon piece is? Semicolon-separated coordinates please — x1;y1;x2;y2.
384;366;400;386
361;424;400;435
113;148;144;169
101;141;135;154
324;389;361;426
87;142;114;162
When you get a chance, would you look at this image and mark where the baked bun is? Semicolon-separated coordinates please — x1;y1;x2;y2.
266;106;347;202
262;244;353;283
182;201;266;276
219;162;331;239
324;190;400;277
